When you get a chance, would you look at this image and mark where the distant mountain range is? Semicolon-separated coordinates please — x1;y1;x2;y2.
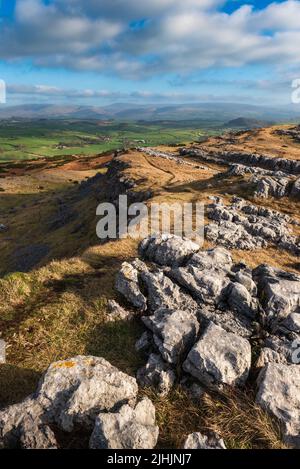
0;102;300;123
223;117;274;129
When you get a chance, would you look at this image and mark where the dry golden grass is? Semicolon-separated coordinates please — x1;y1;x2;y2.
142;386;286;449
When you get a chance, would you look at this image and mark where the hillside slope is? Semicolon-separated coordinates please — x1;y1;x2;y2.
0;124;299;449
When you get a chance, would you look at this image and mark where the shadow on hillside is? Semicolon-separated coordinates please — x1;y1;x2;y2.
0;173;108;277
0;364;41;408
85;318;145;377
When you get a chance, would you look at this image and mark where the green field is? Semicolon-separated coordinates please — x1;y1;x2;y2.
0;119;221;162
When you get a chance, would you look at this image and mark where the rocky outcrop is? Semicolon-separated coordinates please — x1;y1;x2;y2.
205;197;300;254
253;176;292;199
89;398;159;449
106;156;152;204
184;432;226;449
274;126;300;143
3;230;300;449
138;147;199;167
226;163;299;200
291;178;300;198
181;147;300;176
112;234;300;447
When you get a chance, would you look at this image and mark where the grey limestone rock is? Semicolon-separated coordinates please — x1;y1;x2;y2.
183;323;251;388
184;431;226;449
256;363;300;448
90;398;159;449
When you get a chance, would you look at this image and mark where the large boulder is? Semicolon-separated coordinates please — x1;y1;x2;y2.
183;323;251;388
115;262;147;312
89;398;159;449
0;356;139;448
184;432;226;449
256;364;300;448
36;356;138;431
139;234;199;267
142;308;199;365
253;265;300;327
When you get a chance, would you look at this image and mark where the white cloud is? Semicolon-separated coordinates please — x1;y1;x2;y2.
6;82;264;104
1;0;300;78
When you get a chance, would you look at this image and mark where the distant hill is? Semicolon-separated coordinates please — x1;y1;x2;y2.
223;117;273;129
1;102;300;122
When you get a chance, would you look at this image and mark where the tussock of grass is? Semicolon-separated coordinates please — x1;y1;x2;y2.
201;388;286;449
143;386;286;449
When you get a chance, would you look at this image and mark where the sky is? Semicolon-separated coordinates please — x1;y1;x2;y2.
0;0;300;107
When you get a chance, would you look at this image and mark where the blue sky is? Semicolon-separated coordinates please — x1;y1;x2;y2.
0;0;299;106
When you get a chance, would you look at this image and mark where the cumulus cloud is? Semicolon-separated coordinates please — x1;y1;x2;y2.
1;0;300;78
6;82;262;104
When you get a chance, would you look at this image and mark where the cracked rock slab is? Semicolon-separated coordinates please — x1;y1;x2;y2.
183;322;251;388
139;234;199;267
169;263;230;305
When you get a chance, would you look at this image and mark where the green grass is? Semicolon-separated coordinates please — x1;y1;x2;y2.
0;119;220;162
